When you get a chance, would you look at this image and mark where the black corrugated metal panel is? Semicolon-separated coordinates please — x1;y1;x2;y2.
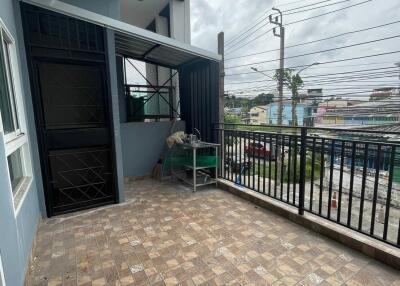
179;59;220;143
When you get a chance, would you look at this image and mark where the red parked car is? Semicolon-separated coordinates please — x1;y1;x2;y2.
245;142;274;159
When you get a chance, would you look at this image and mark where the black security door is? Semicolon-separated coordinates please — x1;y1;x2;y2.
21;3;117;216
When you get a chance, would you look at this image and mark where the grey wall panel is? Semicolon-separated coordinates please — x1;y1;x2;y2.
120;121;185;177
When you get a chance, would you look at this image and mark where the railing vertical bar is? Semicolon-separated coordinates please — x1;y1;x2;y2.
383;146;395;240
274;134;278;198
247;132;253;189
293;136;298;205
328;139;335;220
337;140;345;223
287;136;292;203
258;132;261;193
347;142;356;227
370;144;381;236
358;142;369;231
239;131;242;186
268;134;272;196
310;137;316;212
234;129;238;183
319;138;325;216
228;130;232;182
280;135;285;200
263;134;266;194
298;128;307;215
246;131;250;189
224;130;227;180
252;132;256;190
397;219;400;246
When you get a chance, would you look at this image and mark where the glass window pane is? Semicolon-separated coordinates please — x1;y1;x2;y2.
7;148;24;192
0;38;15;134
3;40;19;130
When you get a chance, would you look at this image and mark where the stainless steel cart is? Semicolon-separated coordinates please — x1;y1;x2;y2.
171;142;219;192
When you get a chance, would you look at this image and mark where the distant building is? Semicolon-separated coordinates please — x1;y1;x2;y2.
265;101;308;126
315;99;362;125
369;87;398;101
225;107;242;116
249;106;267;124
321;99;400;126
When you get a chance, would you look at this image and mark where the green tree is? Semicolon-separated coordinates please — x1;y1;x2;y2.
273;69;304;126
251;93;274;107
224;114;241;124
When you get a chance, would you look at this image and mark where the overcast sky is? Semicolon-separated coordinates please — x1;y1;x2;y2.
190;0;400;99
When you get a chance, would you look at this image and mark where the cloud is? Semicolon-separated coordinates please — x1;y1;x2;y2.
189;0;400;97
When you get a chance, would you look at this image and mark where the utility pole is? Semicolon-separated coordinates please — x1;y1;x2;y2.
218;32;225;175
218;32;225;125
269;8;284;186
269;8;284;126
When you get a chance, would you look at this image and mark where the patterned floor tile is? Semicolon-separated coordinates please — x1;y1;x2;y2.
25;179;400;286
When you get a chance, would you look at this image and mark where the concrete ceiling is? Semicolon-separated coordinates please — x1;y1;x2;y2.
120;0;170;28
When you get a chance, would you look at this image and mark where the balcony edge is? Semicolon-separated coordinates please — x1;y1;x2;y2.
217;179;400;270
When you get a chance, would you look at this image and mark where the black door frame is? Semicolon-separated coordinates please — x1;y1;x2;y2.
20;3;119;217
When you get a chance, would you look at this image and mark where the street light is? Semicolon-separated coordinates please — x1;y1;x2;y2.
296;62;320;75
250;67;274;79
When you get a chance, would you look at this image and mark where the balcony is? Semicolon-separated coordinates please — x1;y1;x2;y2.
25;178;399;286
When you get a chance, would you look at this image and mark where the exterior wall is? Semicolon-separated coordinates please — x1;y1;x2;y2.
120;121;185;177
106;30;125;203
60;0;120;19
249;106;267;125
170;0;191;44
266;103;306;126
0;1;43;286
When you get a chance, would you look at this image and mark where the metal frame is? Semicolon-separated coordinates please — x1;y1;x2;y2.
216;123;400;248
20;0;221;65
20;3;117;216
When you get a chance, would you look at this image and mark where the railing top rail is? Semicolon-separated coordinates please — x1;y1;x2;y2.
215;127;400;147
216;123;400;136
125;84;174;89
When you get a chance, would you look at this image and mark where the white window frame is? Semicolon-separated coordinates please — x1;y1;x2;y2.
0;18;32;209
0;252;5;286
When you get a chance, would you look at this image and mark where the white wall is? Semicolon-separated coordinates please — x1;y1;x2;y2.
170;0;191;44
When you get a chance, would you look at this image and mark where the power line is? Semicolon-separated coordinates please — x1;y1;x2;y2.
225;0;373;56
283;0;352;16
225;20;400;61
226;60;400;76
226;51;400;72
285;0;374;26
225;23;271;51
225;35;400;69
279;0;343;12
225;27;275;55
225;66;398;85
225;11;270;47
226;83;400;93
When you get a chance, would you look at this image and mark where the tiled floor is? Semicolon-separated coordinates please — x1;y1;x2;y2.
26;179;400;286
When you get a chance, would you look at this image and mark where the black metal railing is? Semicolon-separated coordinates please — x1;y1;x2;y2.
215;123;400;248
125;84;176;121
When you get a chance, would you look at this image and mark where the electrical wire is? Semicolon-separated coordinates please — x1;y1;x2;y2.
283;0;352;16
285;0;374;26
225;11;271;47
225;34;400;69
225;27;275;55
226;60;400;76
225;0;374;56
225;20;400;61
225;67;399;85
279;0;343;12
